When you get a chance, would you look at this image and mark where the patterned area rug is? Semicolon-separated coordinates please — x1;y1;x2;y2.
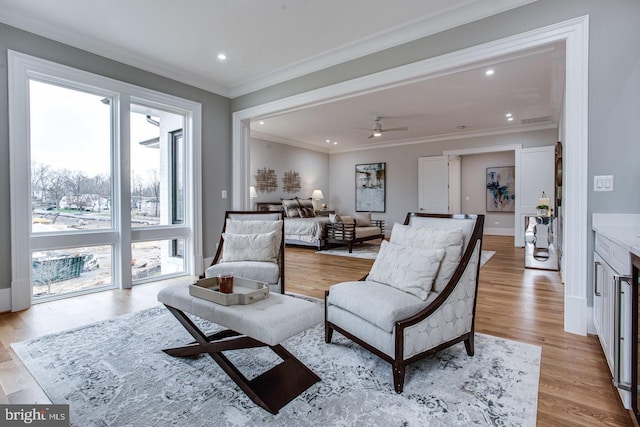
13;303;539;426
319;244;496;266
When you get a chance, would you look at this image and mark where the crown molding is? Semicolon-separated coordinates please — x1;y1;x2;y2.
252;122;555;155
228;0;537;97
250;131;330;154
328;122;556;153
0;0;537;99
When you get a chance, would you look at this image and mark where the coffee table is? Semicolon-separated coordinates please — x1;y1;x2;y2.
157;284;323;414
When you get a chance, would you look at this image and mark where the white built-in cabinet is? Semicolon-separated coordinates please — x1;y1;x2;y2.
593;231;632;409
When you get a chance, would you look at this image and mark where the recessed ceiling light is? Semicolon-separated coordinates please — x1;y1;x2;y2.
326;139;330;143
333;142;338;145
485;69;495;76
505;113;512;118
217;53;227;61
258;121;264;125
507;117;514;122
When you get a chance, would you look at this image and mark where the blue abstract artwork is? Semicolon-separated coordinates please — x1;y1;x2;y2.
486;166;515;212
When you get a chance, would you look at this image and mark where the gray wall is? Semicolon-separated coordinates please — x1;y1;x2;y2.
234;0;640;306
250;138;330;204
461;151;516;234
329;129;556;231
0;23;232;290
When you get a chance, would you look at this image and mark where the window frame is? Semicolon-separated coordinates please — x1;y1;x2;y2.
8;50;203;310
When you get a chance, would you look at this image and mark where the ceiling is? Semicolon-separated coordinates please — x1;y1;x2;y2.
251;42;565;152
0;0;536;97
0;0;562;152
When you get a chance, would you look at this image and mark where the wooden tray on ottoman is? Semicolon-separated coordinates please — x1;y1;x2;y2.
189;277;269;305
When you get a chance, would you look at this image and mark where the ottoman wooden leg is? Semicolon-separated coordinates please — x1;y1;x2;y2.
162;304;320;414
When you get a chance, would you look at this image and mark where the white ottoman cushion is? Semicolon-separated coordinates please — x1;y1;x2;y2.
158;285;322;346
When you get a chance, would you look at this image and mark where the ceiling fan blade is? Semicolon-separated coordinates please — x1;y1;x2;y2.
381;127;408;132
357;127;373;131
367;134;375;139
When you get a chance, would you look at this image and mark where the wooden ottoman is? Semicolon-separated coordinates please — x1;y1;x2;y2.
157;284;322;414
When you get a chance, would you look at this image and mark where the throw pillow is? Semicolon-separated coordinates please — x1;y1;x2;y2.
281;198;300;217
354;211;372;227
222;231;278;263
329;213;342;223
297;206;316;218
296;197;315;211
340;215;355;225
390;223;464;293
226;219;283;251
368;240;445;300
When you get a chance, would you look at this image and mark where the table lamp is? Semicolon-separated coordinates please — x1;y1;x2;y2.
311;189;324;210
249;186;257;210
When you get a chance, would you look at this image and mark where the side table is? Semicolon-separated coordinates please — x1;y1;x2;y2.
315;210;335;217
524;215;558;270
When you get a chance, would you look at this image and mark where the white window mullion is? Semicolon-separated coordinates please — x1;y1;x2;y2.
117;94;133;289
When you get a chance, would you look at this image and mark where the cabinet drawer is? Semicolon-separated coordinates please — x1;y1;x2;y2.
596;233;630;274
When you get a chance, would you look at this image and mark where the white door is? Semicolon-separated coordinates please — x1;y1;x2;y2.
418;156;448;214
515;146;555;246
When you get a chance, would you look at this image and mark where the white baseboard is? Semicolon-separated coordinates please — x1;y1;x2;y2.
484;227;514;236
0;288;11;313
565;294;588;336
586;305;596;335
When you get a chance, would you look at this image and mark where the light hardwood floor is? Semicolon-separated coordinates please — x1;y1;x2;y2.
0;235;633;425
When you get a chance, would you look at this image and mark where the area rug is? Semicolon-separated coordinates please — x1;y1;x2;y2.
319;244;496;266
12;304;539;426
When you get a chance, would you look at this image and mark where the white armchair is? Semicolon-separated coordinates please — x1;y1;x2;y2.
325;212;484;393
205;211;285;294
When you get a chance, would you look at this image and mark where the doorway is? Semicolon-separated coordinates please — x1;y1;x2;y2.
232;17;589;335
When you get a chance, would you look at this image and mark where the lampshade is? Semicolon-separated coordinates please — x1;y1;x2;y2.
311;189;324;199
249;186;257;198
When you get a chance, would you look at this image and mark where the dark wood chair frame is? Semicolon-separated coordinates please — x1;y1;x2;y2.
324;212;484;393
204;210;285;294
325;220;385;253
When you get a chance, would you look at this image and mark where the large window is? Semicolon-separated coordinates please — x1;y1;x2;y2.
9;51;202;308
30;81;113;232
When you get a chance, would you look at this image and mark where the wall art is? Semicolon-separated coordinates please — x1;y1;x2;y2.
355;162;385;212
486;166;515;212
282;170;301;194
254;167;278;193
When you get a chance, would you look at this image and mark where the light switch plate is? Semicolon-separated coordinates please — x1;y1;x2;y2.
594;175;613;192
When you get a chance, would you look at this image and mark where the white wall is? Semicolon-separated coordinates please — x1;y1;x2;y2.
250;138;330;204
461;151;515;235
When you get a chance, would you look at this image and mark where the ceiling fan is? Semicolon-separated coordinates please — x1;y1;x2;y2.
360;116;408;139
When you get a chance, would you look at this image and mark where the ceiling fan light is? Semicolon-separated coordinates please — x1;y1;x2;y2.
373;131;382;137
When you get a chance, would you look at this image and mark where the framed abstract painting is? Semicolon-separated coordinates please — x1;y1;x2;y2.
486;166;515;212
355;162;385;212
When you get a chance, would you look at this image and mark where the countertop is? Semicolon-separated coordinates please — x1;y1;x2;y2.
592;214;640;257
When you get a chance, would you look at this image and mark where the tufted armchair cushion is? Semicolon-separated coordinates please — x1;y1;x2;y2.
327;280;439;333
